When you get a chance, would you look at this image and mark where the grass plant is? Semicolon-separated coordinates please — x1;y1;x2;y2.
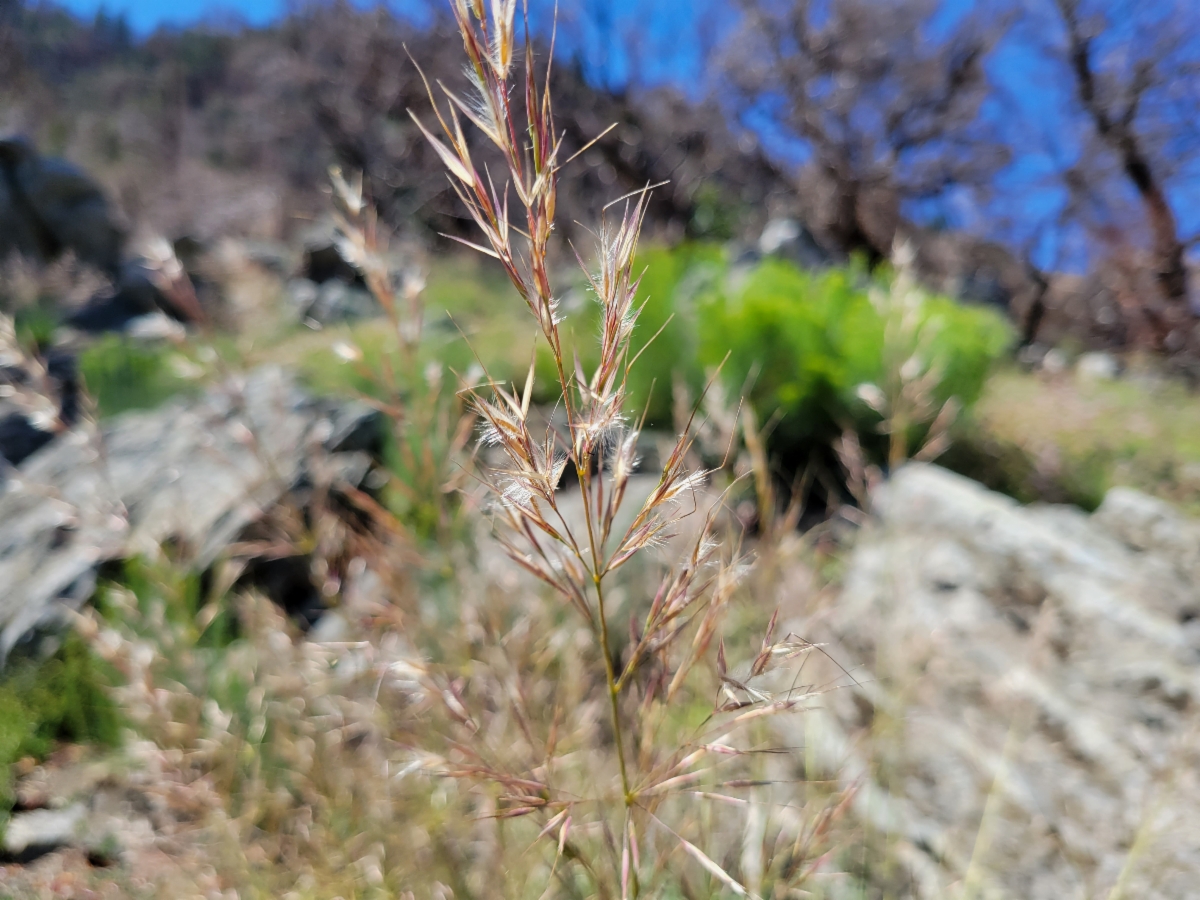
403;3;836;895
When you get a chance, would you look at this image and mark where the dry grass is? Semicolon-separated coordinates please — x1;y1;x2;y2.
391;3;849;896
971;361;1200;511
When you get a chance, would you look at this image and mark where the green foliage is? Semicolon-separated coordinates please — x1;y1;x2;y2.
697;260;887;452
102;556;236;652
938;423;1111;512
297;334;472;545
12;304;58;353
623;248;1013;464
78;335;196;418
687;184;740;241
0;633;121;811
379;374;472;545
624;243;725;425
949;366;1200;513
916;294;1015;411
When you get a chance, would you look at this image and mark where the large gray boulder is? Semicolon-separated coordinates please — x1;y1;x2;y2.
0;367;379;661
784;464;1200;898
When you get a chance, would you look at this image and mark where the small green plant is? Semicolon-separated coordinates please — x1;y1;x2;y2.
101;556;237;651
78;335;198;418
12;303;58;352
0;633;121;812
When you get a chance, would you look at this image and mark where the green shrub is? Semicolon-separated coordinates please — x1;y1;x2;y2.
528;243;725;423
624;243;724;424
697;260;886;453
0;633;121;812
915;294;1015;412
623;249;1012;466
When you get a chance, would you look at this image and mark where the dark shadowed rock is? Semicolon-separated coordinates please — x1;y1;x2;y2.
0;167;45;261
0;412;56;467
303;242;359;285
0;137;124;275
67;264;165;332
0;352;78;469
284;276;379;324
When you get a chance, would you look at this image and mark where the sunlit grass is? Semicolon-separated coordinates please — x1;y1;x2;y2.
974;363;1200;511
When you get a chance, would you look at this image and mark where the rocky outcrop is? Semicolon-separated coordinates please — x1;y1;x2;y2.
0;137;124;276
0;367;380;662
788;464;1200;898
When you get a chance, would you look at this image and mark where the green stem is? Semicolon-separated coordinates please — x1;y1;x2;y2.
595;568;632;806
555;342;633;833
577;463;633;809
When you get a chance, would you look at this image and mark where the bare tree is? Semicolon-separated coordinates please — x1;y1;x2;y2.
1045;0;1200;344
722;0;1011;263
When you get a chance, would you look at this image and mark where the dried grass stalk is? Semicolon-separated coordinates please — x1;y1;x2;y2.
411;4;835;894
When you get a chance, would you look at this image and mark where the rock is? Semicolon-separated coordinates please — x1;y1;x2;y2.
758;217;833;269
308;279;378;323
122;312;188;343
0;164;45;261
784;464;1200;898
298;218;362;286
0;137;124;275
238;238;294;275
69;249;205;334
2;752;169;868
0;411;57;469
1094;487;1200;584
1016;341;1049;369
284;277;320;320
285;277;378;324
0;351;79;469
1076;350;1120;382
0;366;382;661
758;218;800;255
303;242;359;285
1;804;86;862
307;562;387;643
957;268;1010;308
1040;346;1069;375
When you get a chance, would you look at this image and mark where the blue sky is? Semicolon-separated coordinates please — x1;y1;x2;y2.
59;0;283;31
56;0;721;84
